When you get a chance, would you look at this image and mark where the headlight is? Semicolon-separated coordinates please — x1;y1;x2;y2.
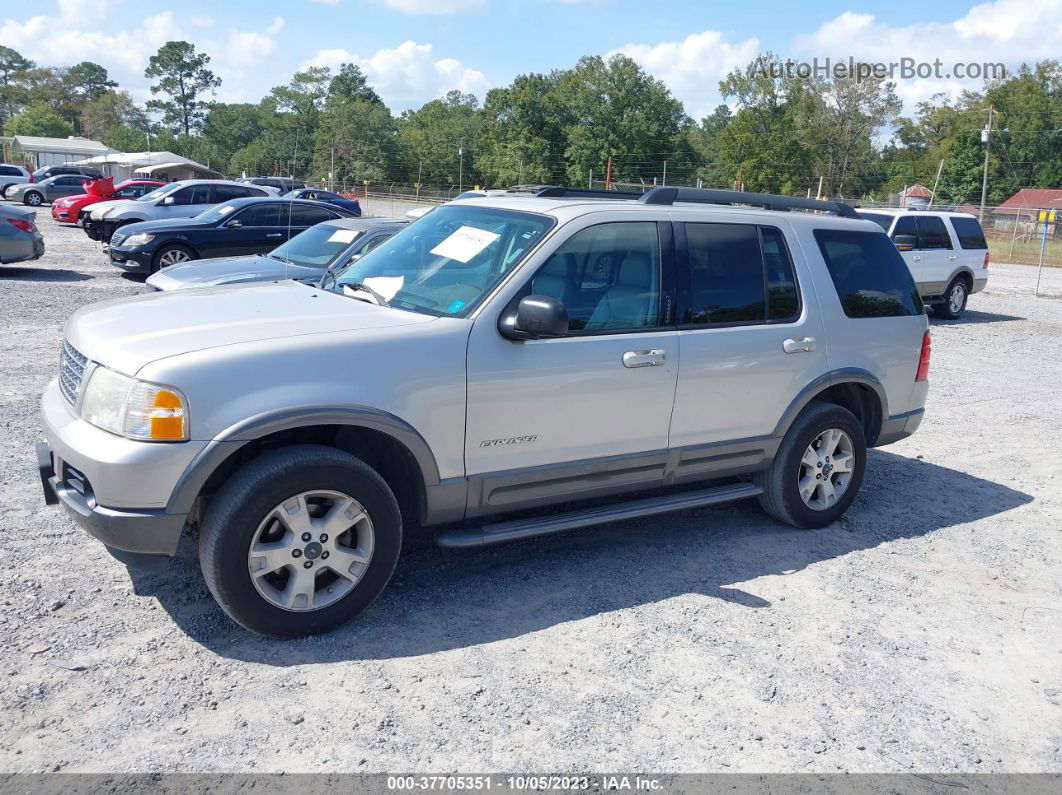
123;233;154;247
80;366;189;441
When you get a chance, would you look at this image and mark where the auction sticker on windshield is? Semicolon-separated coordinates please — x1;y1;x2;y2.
430;226;500;263
328;229;358;243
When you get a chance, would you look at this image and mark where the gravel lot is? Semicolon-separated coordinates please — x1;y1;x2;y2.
1;210;1060;774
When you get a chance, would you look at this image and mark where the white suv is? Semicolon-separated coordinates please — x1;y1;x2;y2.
857;209;989;319
37;187;931;637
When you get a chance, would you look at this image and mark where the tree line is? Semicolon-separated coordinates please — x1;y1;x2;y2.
1;41;1059;204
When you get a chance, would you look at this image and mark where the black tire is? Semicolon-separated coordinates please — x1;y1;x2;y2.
23;191;43;206
0;184;11;199
756;401;866;529
933;277;969;320
199;444;403;637
150;243;196;273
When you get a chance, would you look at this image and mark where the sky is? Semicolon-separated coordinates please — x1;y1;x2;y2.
1;0;1059;120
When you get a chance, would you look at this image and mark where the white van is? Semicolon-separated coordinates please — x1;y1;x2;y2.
857;209;989;319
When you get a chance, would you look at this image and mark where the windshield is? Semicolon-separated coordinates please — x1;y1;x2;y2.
332;205;554;317
271;223;364;267
196;203;240;222
857;212;894;232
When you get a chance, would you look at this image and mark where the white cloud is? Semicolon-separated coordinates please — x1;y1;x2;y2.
607;30;761;119
304;41;488;110
793;0;1061;107
382;0;486;15
0;2;286;105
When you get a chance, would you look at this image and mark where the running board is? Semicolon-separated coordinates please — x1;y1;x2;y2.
435;482;763;548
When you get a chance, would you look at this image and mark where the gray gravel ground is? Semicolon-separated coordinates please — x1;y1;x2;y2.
0;211;1060;774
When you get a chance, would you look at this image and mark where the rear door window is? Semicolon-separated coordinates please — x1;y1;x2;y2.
236;204;283;227
215;185;250;202
917;216;953;249
814;229;923;318
288;205;341;226
949;216;988;249
683;223;765;324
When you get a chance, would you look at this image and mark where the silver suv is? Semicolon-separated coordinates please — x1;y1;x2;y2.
37;187;931;637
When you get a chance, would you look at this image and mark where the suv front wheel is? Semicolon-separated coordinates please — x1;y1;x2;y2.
756;402;866;529
199;445;402;637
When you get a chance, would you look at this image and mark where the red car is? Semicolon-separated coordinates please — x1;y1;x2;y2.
50;177;167;223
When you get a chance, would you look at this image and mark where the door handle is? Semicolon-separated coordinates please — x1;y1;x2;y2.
622;349;666;368
912;255;921;261
266;233;284;238
948;255;956;260
783;337;817;354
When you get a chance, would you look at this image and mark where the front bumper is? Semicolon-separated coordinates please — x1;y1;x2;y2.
109;245;152;273
51;206;75;221
39;379;208;556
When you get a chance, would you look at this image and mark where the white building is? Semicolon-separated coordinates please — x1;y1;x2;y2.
68;151;223;182
8;135;116;168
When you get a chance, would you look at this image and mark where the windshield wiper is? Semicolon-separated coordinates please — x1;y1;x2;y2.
340;282;391;307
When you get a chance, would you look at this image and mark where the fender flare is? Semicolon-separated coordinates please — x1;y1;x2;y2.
772;368;889;440
166;405;442;515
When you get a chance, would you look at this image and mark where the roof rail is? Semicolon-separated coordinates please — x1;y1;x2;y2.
638;186;859;219
535;186;647;200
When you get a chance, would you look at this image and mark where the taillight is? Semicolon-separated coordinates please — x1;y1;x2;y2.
7;218;35;234
915;330;931;382
983;251;990;269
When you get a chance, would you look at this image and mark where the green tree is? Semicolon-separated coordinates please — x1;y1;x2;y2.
144;41;221;135
4;100;75;137
315;94;397;186
0;45;34;125
476;72;570;186
557;55;689;186
398;90;482;187
80;90;148;142
64;62;117;104
202;102;266;173
329;63;382;105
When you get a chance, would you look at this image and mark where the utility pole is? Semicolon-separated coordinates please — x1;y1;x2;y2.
979;107;994;223
662;160;667;186
458;139;464;193
605;156;613;191
930;158;944;207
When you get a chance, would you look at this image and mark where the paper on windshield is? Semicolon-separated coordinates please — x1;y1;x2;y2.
430;225;500;263
362;276;405;301
217;205;236;215
328;229;358;244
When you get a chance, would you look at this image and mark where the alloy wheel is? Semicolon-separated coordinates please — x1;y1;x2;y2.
948;282;966;315
246;490;375;612
797;428;856;511
158;248;192;267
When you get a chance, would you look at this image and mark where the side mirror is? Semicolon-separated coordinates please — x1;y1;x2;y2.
892;233;917;251
500;295;568;340
224;219;242;229
161;196;175;205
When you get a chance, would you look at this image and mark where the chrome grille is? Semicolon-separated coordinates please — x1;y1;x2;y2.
59;339;88;405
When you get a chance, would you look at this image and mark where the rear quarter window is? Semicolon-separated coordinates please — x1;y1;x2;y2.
813;229;923;318
949;216;988;249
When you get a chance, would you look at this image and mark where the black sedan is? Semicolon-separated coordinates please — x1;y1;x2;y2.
107;198;355;274
284;188;362;216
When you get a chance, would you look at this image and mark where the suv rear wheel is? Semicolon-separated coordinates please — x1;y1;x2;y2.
199;445;402;637
934;277;968;320
756;402;866;529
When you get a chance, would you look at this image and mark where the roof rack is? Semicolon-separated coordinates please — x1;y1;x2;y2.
534;186;647;200
637;186;859;219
